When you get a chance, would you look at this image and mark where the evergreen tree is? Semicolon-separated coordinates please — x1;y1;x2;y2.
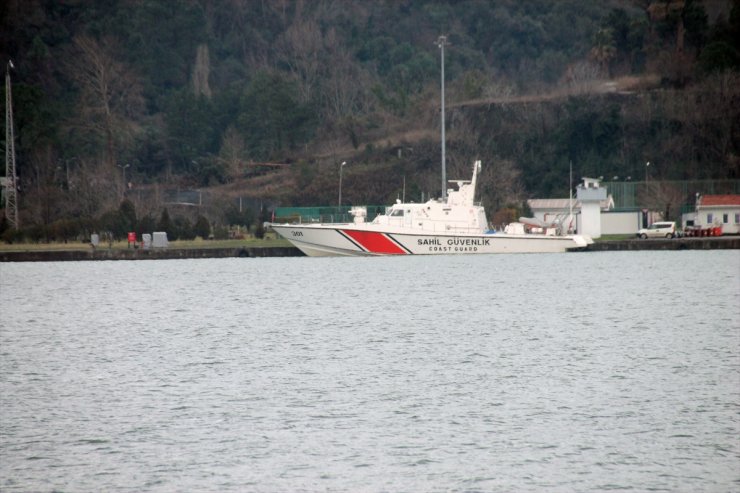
136;214;157;237
174;216;195;240
194;215;211;239
157;208;173;237
119;199;137;233
237;72;315;160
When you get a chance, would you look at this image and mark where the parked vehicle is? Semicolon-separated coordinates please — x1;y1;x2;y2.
637;221;677;239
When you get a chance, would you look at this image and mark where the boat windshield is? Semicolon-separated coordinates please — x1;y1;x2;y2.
390;209;404;217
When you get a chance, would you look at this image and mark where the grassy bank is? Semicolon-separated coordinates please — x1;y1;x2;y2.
596;234;634;241
0;235;291;252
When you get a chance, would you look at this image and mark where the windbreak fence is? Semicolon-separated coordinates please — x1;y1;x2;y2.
605;180;740;214
274;206;389;224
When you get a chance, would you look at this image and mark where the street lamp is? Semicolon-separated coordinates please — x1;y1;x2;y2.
644;162;651;226
338;161;346;211
117;163;130;198
645;161;650;187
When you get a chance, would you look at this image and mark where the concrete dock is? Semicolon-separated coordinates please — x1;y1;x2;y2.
580;236;740;252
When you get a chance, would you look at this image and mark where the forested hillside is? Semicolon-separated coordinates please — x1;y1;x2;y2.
1;0;739;241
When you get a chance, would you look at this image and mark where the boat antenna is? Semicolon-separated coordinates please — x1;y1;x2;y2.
569;160;573;232
436;35;449;200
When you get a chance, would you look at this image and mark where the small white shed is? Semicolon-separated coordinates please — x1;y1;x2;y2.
152;231;169;248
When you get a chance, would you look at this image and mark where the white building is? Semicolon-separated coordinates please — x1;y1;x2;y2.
694;195;740;234
576;178;608;238
527;198;616;225
528;178;618;238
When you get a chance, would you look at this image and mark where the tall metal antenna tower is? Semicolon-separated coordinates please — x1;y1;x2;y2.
436;35;449;200
4;60;19;229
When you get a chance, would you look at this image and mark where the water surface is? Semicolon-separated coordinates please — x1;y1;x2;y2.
1;251;738;492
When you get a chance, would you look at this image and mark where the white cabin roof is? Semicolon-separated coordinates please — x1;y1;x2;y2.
528;197;614;212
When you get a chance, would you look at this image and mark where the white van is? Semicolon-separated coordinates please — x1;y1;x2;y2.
637;221;676;239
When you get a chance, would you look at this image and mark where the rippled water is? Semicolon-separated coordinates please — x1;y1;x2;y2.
1;251;739;492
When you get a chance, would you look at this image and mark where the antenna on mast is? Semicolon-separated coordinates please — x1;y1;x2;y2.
4;60;19;229
436;35;449;200
569;160;574;233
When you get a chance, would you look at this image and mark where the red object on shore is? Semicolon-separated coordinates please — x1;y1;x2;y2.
127;232;136;243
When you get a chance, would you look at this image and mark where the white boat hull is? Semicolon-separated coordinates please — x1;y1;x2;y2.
271;224;589;257
270;161;592;257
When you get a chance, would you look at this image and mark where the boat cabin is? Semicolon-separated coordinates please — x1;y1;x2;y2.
351;160;489;234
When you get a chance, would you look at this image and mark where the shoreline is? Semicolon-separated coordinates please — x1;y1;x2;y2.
0;236;737;262
579;235;740;252
0;246;304;262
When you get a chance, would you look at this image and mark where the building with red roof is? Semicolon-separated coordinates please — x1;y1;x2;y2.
695;194;740;234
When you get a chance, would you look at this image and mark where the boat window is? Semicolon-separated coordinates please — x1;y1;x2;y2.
390;209;404;217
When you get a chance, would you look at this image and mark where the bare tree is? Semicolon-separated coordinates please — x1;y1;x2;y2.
482;78;517;105
70;159;119;220
638;182;686;220
265;0;293;26
447;110;482;180
324;38;361;117
65;36;145;170
445;111;525;213
479;158;526;211
590;28;617;78
275;15;322;103
321;28;376;148
218;126;248;179
192;44;212;98
688;72;739;177
562;61;601;94
24;145;61;228
209;0;270;69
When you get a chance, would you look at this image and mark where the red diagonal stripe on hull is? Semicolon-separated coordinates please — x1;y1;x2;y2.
341;230;407;254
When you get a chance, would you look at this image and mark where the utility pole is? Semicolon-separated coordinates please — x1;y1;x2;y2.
436;35;449;201
4;60;18;229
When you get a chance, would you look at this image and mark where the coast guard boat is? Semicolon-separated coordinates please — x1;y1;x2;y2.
269;160;591;256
